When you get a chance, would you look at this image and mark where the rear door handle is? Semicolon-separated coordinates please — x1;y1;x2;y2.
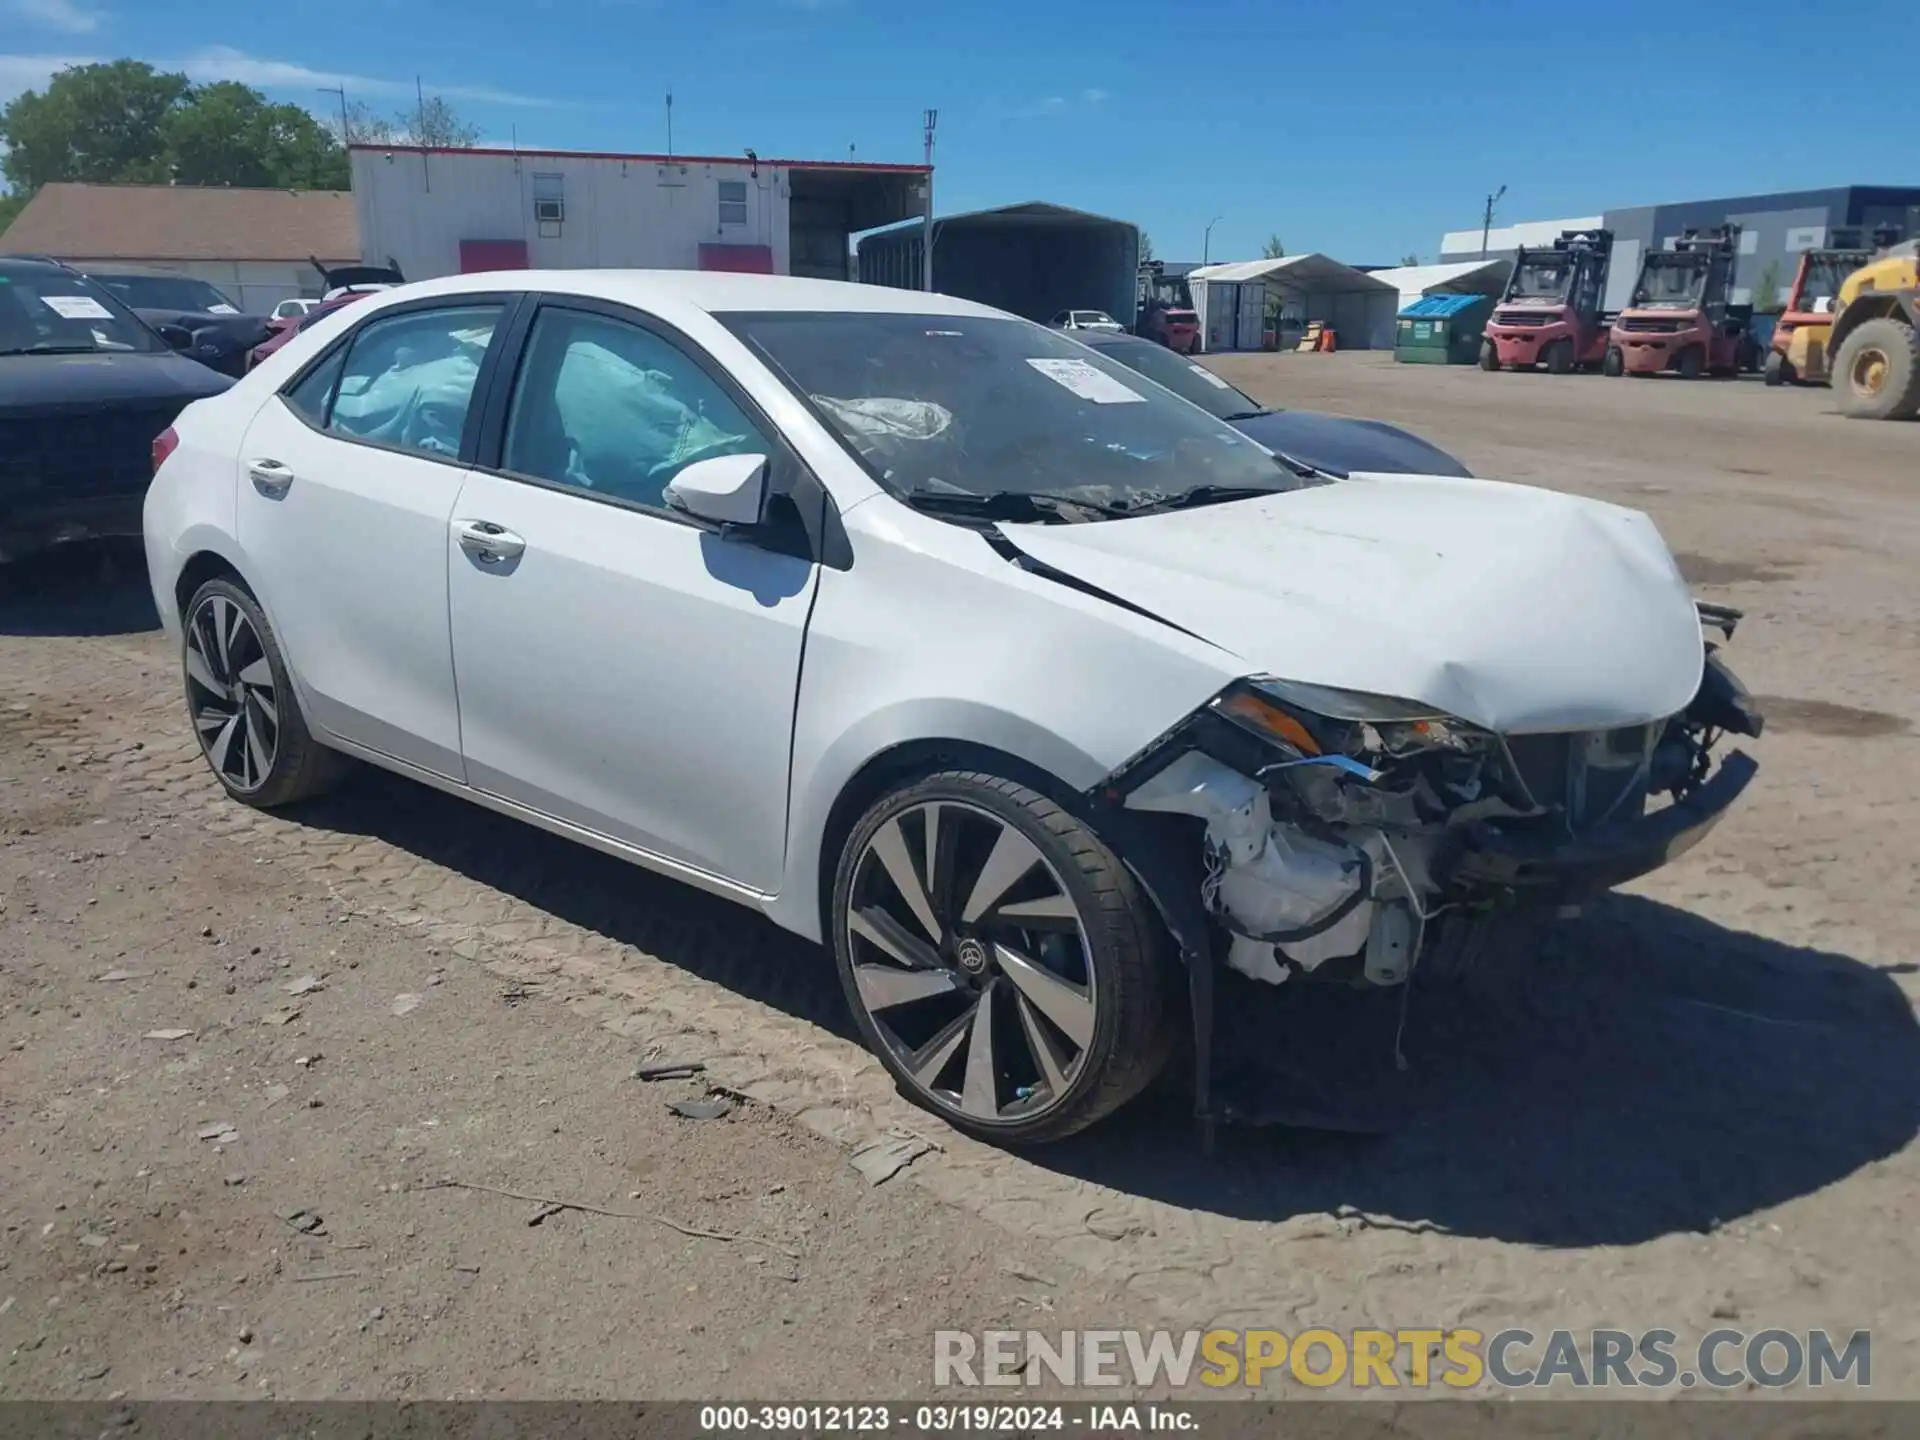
247;458;294;497
454;518;526;564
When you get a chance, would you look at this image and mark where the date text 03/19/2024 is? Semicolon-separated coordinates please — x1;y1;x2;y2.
697;1404;1196;1433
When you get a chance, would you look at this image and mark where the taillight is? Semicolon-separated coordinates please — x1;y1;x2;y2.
152;425;180;476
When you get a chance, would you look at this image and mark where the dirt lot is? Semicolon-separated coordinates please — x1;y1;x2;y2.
2;353;1916;1401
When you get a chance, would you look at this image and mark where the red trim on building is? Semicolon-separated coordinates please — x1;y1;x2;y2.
350;143;928;175
459;239;531;273
698;244;775;275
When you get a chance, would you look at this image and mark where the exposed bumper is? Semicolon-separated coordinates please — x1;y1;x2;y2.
0;493;145;565
1441;749;1758;903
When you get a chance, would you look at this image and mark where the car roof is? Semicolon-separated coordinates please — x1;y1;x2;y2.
0;254;70;273
353;269;1014;321
1068;329;1144;348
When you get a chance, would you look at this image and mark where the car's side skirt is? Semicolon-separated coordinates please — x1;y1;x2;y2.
315;732;780;915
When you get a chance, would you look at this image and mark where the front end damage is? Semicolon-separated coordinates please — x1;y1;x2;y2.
1091;603;1762;1141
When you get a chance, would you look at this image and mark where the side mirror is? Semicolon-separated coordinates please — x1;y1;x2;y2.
155;323;194;351
664;453;770;526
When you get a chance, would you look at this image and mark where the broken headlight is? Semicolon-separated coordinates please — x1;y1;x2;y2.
1216;677;1495;761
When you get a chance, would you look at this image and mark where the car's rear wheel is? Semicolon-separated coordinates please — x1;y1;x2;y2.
183;577;347;808
830;771;1173;1145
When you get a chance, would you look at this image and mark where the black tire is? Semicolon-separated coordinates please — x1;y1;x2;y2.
1545;338;1575;374
1833;317;1920;421
1676;346;1704;380
1478;340;1500;372
830;770;1174;1145
1603;345;1625;377
182;577;349;808
1763;350;1792;386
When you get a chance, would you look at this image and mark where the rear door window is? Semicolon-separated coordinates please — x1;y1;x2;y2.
323;304;504;459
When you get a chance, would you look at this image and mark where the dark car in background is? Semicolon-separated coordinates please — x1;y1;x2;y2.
1;256;232;564
83;268;274;379
1072;329;1475;478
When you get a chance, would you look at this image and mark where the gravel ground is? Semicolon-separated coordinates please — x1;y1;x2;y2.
1;353;1915;1401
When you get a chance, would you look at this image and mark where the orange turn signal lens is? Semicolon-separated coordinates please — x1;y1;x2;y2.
1218;691;1322;755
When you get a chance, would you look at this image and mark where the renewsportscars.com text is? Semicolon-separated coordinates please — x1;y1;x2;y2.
933;1327;1872;1390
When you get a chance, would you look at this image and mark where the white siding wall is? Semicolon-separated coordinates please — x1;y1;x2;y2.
67;258;336;313
351;151;793;280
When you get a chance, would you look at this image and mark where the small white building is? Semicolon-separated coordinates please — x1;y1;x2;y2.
1186;255;1400;352
350;144;930;283
1367;258;1512;312
0;182;358;311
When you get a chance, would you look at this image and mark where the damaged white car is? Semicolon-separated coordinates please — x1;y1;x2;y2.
144;272;1761;1147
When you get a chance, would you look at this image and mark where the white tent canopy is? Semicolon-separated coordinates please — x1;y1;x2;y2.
1185;254;1398;351
1369;258;1512;311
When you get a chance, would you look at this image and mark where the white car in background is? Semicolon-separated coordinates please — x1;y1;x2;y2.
1049;308;1127;334
143;271;1761;1145
271;298;320;321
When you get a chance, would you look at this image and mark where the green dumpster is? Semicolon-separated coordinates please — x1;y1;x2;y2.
1394;293;1493;365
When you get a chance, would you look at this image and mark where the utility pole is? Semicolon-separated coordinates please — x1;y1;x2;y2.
1203;215;1223;265
318;86;349;146
666;92;674;158
1480;184;1507;258
921;108;938;292
416;76;431;189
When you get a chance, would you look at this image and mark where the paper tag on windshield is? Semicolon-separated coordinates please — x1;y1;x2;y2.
1187;364;1232;389
206;303;239;315
1026;357;1145;404
41;294;113;321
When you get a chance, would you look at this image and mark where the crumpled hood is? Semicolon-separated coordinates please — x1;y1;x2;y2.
1002;473;1705;734
1234;409;1473;478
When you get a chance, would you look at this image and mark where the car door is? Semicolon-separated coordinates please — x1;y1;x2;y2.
236;295;515;779
446;296;822;892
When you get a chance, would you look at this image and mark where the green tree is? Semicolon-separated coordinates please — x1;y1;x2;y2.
1400;251;1421;266
1261;233;1285;259
1751;258;1786;313
0;191;28;238
1138;230;1154;262
0;60;190;193
161;82;348;189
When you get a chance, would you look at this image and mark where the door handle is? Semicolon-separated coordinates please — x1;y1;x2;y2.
247;458;294;497
454;518;527;564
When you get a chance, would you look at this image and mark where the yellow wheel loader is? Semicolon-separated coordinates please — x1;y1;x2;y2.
1828;238;1920;420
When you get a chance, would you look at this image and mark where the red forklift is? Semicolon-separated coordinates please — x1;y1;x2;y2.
1479;228;1615;373
1606;225;1759;378
1764;227;1891;387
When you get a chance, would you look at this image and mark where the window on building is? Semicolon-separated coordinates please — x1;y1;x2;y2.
718;180;748;228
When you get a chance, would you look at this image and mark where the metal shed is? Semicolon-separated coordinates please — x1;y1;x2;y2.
857;201;1140;327
1186;254;1399;352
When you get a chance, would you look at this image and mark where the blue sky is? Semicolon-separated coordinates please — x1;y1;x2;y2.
4;0;1915;263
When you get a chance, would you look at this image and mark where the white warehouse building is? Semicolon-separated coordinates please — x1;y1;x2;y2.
349;144;930;283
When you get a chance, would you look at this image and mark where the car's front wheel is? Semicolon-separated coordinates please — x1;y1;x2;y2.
830;771;1174;1145
182;577;347;808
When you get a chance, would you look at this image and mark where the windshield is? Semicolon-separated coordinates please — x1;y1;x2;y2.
722;311;1307;511
1633;261;1706;308
1073;311;1116;325
1087;336;1263;421
91;273;238;313
1793;255;1864;313
0;268;162;355
1507;258;1571;300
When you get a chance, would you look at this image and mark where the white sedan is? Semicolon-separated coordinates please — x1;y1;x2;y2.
144;271;1761;1145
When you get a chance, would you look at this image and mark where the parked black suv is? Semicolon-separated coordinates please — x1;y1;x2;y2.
1;255;232;564
83;268;274;379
